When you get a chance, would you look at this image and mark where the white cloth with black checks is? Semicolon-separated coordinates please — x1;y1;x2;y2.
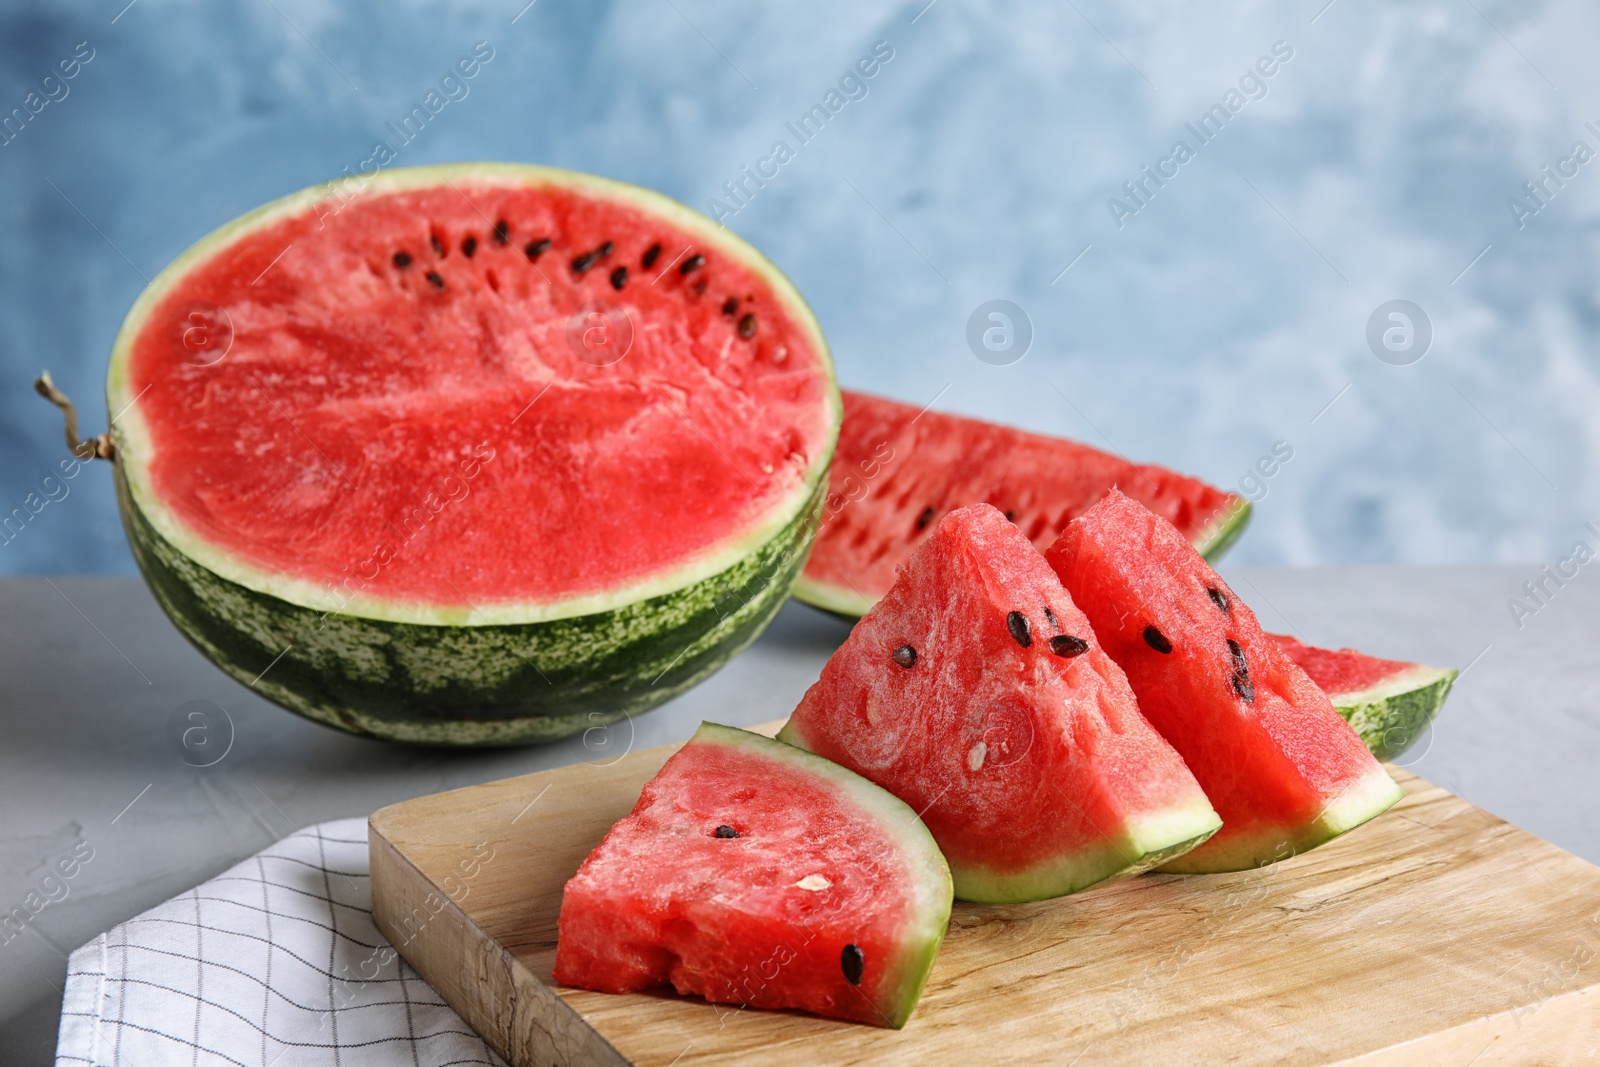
54;818;506;1066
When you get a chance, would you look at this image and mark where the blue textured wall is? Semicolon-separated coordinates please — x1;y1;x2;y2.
2;0;1595;572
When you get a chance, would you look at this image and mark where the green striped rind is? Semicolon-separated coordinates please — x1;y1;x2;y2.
792;497;1253;621
1195;497;1252;563
119;465;826;746
705;724;951;1029
943;796;1222;904
1331;666;1457;761
1157;764;1405;874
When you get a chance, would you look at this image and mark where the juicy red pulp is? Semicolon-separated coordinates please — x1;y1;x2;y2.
1271;634;1419;696
801;390;1241;606
127;179;831;606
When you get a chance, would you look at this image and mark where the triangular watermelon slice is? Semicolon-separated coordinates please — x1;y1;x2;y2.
778;504;1221;903
1045;490;1404;873
792;389;1249;617
554;722;952;1029
1270;634;1457;760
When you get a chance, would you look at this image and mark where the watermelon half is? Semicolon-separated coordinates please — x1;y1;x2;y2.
103;164;839;745
553;722;952;1028
1046;490;1404;873
1271;634;1457;761
792;389;1249;617
779;504;1222;903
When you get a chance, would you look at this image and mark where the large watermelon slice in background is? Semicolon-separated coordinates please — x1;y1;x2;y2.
554;722;952;1028
1047;490;1403;873
779;504;1222;903
102;164;838;744
1271;634;1457;761
792;389;1249;617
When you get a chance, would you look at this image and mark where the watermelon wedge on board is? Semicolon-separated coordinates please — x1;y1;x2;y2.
1270;634;1457;761
553;722;952;1029
1045;490;1403;873
778;504;1222;903
99;163;839;745
792;389;1249;617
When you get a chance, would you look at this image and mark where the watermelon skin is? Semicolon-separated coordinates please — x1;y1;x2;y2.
1046;490;1403;873
118;465;822;744
1270;634;1457;761
554;722;952;1029
792;390;1250;618
779;504;1221;903
103;164;839;745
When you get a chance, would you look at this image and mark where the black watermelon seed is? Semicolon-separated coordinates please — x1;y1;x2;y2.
680;253;705;275
722;297;739;315
714;824;739;838
1043;606;1058;629
1208;587;1229;613
1143;626;1172;654
610;266;628;290
430;234;444;256
892;644;917;669
597;241;614;259
840;944;864;986
738;313;757;339
642;242;662;269
1049;635;1090;658
1004;510;1016;521
392;251;412;268
571;251;597;274
462;236;477;258
693;278;707;295
493;219;509;244
915;507;936;531
1007;611;1032;648
524;238;551;260
1227;639;1253;701
425;271;445;289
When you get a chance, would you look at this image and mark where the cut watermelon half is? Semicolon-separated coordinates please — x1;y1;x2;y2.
792;389;1249;617
778;504;1221;903
1270;634;1457;761
104;164;839;744
1046;490;1403;873
553;722;952;1029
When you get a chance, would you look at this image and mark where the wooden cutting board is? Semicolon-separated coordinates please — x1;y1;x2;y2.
370;722;1600;1066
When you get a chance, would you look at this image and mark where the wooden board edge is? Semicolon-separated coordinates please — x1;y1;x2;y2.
1330;983;1598;1065
368;812;629;1067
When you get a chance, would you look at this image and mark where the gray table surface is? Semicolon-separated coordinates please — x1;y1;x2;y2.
1;566;1594;1063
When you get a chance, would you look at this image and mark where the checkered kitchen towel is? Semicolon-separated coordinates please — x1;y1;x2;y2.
55;818;507;1067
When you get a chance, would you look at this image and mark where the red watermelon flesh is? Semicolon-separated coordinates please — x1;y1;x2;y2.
122;172;834;608
1045;490;1403;873
553;722;952;1029
792;389;1248;617
1270;634;1437;698
778;504;1221;903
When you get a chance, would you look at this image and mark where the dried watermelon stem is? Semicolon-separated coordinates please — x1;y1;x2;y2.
33;371;116;461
